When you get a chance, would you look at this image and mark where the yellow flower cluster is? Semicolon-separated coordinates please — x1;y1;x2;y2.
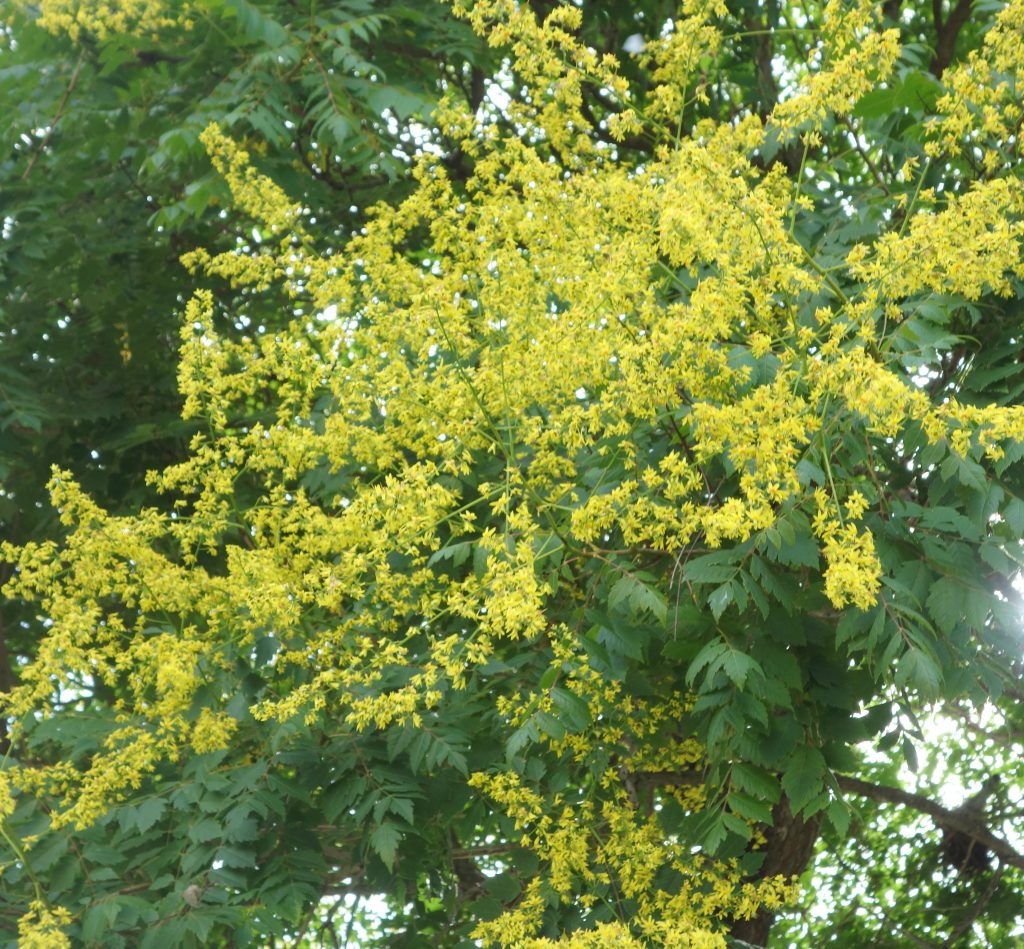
451;0;629;156
813;490;881;610
773;0;900;134
0;773;14;821
52;727;163;830
848;178;1024;301
928;0;1024;170
470;769;798;947
637;0;729;124
17;901;72;949
5;0;1024;940
191;708;238;755
21;0;186;40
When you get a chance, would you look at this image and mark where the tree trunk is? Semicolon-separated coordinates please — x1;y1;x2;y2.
729;797;822;946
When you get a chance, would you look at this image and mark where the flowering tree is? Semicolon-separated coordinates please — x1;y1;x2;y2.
2;1;1024;946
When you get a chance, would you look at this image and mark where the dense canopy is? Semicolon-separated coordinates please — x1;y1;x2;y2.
1;1;1024;946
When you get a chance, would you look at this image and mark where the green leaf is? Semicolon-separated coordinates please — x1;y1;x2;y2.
722;811;753;841
388;797;415;825
188;818;222;844
1003;497;1024;534
370;822;402;871
826;799;851;836
214;844;256;868
550;687;593;732
686;641;729;687
709;584;734;620
728;791;773;824
630;580;668;623
81;900;121;943
27;833;67;873
223;0;289;46
721;649;762;689
894;648;942;699
597;621;646;660
682;551;740;584
535;710;567;742
428;541;473;568
782;747;827;815
740;570;770;619
902;734;919;773
484;872;522;902
926;579;963;634
135;797;166;833
939;453;987;492
979;542;1013;573
731;763;781;804
609;573;667;622
774;530;819;568
608;574;635;613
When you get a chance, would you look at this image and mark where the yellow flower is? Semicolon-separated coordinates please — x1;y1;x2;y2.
17;901;72;949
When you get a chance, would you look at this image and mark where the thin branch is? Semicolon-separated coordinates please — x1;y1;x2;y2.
22;51;85;181
947;704;1021;750
942;863;1005;947
931;0;973;77
836;774;1024;870
841;116;891;195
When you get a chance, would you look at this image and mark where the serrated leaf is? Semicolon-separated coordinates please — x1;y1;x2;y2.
709;583;734;620
597;620;646;660
702;815;728;853
979;542;1012;573
781;746;827;814
550;687;592;732
1003;497;1024;534
608;574;635;612
535;710;567;741
370;822;402;871
721;649;761;689
506;719;538;759
484;872;521;902
682;551;740;584
389;797;415;825
894;648;941;699
686;641;729;687
836;607;873;648
322;777;367;822
428;541;473;568
741;570;770;619
826;799;851;836
926;579;962;634
135;797;166;833
214;844;256;868
629;579;668;623
27;833;67;873
731;763;781;804
188;818;221;844
722;811;753;841
728;791;773;824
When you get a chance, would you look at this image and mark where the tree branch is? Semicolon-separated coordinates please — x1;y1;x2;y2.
22;51;85;181
931;0;973;77
835;774;1024;870
942;864;1005;947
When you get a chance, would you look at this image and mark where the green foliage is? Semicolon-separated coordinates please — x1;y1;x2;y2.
2;1;1024;947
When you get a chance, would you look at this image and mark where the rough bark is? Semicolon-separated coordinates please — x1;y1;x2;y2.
728;797;823;947
931;0;973;77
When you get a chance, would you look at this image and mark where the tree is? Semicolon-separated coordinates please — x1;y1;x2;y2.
2;0;1024;946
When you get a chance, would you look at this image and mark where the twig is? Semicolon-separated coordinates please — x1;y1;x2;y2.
841;116;890;195
22;51;85;181
836;774;1024;870
942;863;1005;947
